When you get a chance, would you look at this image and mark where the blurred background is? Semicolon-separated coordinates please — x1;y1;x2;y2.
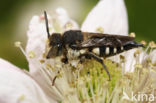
0;0;155;69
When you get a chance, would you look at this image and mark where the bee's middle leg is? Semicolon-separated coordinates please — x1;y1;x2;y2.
79;52;111;81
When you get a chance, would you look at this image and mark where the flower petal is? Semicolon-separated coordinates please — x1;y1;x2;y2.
53;8;79;32
26;15;50;73
149;50;156;65
0;58;54;103
124;49;144;72
81;0;128;35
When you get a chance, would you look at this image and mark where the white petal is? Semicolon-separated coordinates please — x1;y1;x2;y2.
81;0;128;35
26;15;50;73
26;16;62;101
0;58;54;103
124;49;146;72
124;49;137;72
53;8;79;32
149;50;156;64
25;10;74;101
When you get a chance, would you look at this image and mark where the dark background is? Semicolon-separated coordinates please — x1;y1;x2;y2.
0;0;155;69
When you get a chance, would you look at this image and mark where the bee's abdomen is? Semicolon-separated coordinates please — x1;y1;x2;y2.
92;41;144;57
97;46;124;57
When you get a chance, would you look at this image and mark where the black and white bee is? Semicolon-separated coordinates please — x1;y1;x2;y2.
44;11;144;81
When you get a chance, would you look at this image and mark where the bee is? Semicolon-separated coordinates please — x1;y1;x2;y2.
44;11;144;81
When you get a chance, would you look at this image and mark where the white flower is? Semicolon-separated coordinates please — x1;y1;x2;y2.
0;58;52;103
1;0;154;103
81;0;128;35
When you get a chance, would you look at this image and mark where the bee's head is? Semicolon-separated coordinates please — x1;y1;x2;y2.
44;11;63;59
48;33;62;46
46;33;63;59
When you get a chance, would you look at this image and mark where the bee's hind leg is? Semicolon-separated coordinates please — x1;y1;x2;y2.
79;52;111;81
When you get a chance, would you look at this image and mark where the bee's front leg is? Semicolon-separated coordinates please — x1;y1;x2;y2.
52;71;60;86
52;75;57;86
61;57;68;64
61;46;68;64
79;52;111;81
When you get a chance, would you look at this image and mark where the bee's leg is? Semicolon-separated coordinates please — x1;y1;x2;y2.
79;52;111;81
61;46;68;64
52;71;60;86
52;75;57;86
61;57;68;64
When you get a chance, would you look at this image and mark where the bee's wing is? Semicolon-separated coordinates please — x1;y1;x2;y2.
73;32;135;49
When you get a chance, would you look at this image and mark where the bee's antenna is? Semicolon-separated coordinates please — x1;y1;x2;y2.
44;11;50;38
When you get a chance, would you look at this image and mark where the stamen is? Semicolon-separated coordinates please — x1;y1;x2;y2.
18;94;25;101
149;41;156;48
129;32;136;37
28;51;36;58
120;55;125;63
40;59;45;63
140;40;147;46
134;49;141;57
96;26;104;33
65;22;73;29
14;41;21;47
14;41;27;57
46;63;56;71
135;64;143;69
89;78;95;103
